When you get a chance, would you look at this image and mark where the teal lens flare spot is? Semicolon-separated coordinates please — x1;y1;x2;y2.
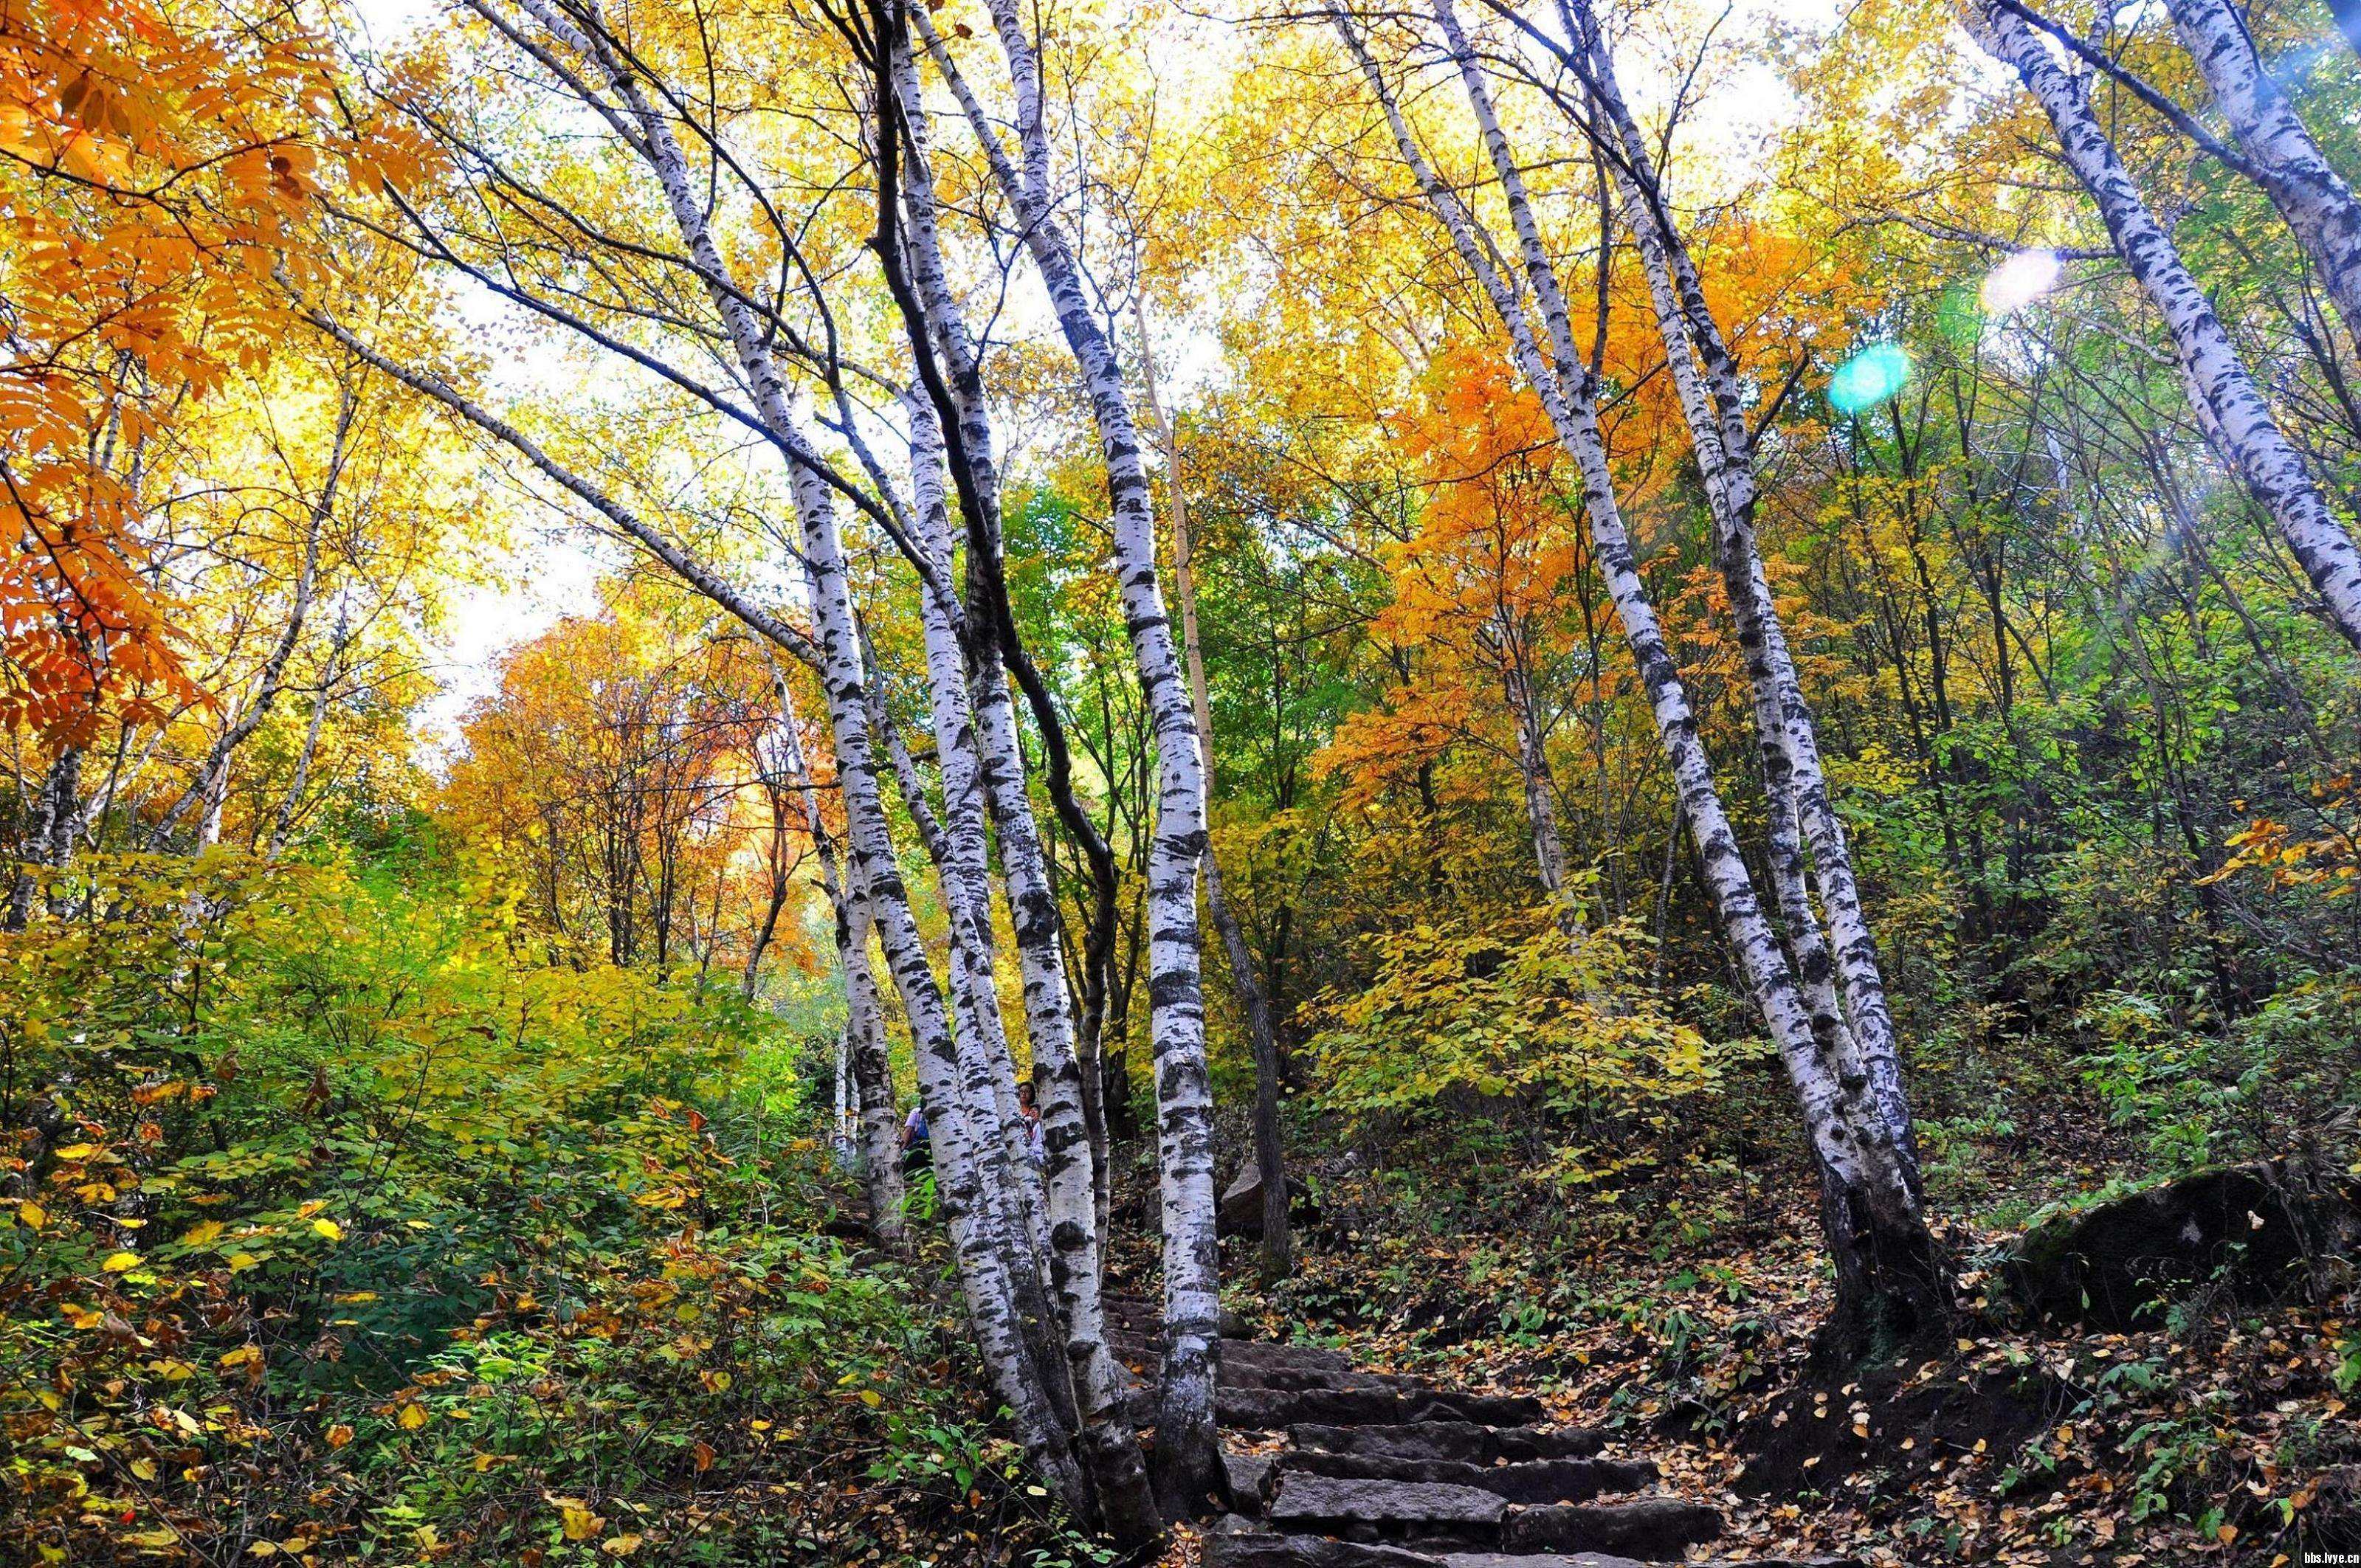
1828;343;1910;415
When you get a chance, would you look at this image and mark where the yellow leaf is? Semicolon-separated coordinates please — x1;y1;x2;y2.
325;1424;354;1448
310;1218;343;1243
54;1144;97;1160
103;1251;141;1273
602;1536;642;1557
180;1220;224;1246
228;1252;258;1273
559;1501;604;1541
398;1403;427;1430
858;1389;881;1409
17;1201;46;1228
129;1458;158;1481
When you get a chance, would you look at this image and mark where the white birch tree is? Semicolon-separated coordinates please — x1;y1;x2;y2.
1334;5;1947;1342
1964;0;2361;657
914;6;1227;1512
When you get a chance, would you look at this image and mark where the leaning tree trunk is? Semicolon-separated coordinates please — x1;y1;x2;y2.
1135;303;1292;1284
2166;0;2361;350
889;37;1132;1254
787;464;1089;1510
897;365;1161;1539
1965;0;2361;657
483;1;1095;1515
1340;7;1946;1346
265;609;354;859
885;426;1055;1275
920;7;1227;1515
1534;0;1912;1158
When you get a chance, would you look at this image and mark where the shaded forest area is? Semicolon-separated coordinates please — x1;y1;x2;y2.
6;0;2361;1564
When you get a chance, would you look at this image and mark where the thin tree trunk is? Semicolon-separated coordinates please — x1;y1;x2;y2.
2165;0;2361;349
920;9;1227;1513
1134;302;1292;1284
1339;7;1945;1345
1540;0;1917;1162
886;37;1131;1226
149;388;353;851
774;671;906;1240
264;609;352;858
6;747;81;930
1965;0;2361;657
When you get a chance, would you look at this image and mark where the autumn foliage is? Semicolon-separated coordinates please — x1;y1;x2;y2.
0;0;334;739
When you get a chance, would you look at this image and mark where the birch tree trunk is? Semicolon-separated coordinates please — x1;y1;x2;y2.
1135;303;1292;1285
2165;0;2361;350
1540;0;1916;1162
5;747;81;930
149;388;352;851
889;38;1131;1213
1339;7;1946;1344
918;8;1227;1513
264;609;352;859
788;462;1088;1508
1964;0;2361;657
899;390;1159;1542
476;2;1095;1512
883;425;1051;1270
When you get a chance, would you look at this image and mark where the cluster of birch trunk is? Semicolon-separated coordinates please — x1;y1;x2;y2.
282;0;2361;1547
1320;0;2361;1351
310;0;1227;1540
1331;0;1947;1345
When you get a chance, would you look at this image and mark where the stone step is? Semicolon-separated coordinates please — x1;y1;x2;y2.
1207;1541;1857;1568
1224;1448;1279;1507
1268;1474;1506;1550
1109;1330;1357;1374
1223;1385;1410;1430
1221;1386;1545;1430
1291;1422;1607;1465
1202;1535;1448;1568
1497;1499;1723;1561
1276;1448;1658;1505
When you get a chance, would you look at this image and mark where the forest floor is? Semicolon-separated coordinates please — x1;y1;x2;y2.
1117;1069;2361;1568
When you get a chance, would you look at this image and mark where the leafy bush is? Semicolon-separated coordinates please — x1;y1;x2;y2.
1304;909;1748;1184
0;854;993;1565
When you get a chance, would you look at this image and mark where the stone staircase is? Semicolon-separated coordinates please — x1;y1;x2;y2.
1103;1295;1850;1568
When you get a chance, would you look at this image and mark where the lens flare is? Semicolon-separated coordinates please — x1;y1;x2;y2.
1829;343;1910;415
1980;250;2061;318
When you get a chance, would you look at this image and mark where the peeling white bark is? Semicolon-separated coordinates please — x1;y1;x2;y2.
1339;7;1941;1335
917;7;1225;1510
2166;0;2361;348
1551;0;1914;1159
889;61;1157;1535
1966;0;2361;656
